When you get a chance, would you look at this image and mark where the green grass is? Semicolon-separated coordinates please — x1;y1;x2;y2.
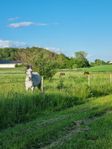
78;65;112;72
0;95;112;149
0;67;25;74
1;67;112;148
60;65;112;72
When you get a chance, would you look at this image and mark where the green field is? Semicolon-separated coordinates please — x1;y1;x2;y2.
78;65;112;72
0;66;112;149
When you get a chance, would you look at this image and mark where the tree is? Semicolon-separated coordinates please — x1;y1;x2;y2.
75;51;88;59
34;56;57;79
16;47;59;78
74;51;90;68
91;59;106;66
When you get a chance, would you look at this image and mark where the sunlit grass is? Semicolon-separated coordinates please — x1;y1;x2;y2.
1;68;112;148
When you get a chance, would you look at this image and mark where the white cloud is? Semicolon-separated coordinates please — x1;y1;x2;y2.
8;21;48;28
0;40;27;48
9;22;34;28
35;23;48;26
0;40;12;48
8;17;20;21
43;47;62;54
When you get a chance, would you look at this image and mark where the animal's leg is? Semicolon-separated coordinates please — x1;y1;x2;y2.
25;84;28;91
31;86;34;91
26;86;29;91
38;83;41;90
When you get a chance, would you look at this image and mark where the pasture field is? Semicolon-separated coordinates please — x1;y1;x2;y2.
78;64;112;72
0;67;112;148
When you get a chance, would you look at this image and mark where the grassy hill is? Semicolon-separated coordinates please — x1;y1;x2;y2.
78;65;112;72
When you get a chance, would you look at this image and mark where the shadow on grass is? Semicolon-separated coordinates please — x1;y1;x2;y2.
0;92;84;130
90;87;112;98
1;85;112;131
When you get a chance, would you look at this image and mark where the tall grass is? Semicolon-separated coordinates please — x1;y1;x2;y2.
0;70;112;130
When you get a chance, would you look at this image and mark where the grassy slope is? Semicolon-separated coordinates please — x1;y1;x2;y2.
78;65;112;72
0;67;25;74
0;95;112;149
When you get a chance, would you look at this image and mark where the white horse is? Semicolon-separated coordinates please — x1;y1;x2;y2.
25;68;41;91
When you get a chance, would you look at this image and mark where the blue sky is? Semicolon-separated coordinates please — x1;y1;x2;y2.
0;0;112;61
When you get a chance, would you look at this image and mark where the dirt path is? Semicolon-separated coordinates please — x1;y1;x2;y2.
41;110;112;149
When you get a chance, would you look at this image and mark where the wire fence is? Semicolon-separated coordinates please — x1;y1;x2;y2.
0;72;112;87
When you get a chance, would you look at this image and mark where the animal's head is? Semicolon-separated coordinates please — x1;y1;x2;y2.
27;64;32;69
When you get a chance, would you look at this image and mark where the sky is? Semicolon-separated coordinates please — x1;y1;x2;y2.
0;0;112;61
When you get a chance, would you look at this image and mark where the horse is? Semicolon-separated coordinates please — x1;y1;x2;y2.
83;71;90;75
60;72;65;76
25;70;41;91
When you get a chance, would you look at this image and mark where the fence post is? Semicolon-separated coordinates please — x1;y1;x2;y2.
88;75;91;86
110;74;112;84
41;76;44;93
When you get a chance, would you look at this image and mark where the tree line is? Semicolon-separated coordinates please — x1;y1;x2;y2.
0;47;109;77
